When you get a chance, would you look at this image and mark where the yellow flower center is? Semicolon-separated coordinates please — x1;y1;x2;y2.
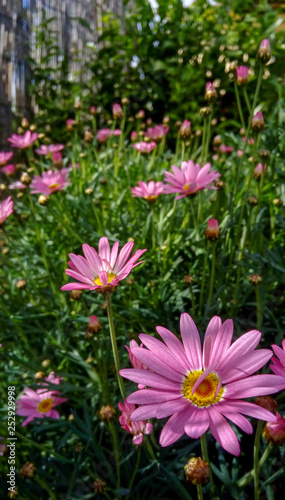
183;183;199;192
182;370;224;407
49;183;60;189
94;272;116;286
37;397;54;413
145;195;158;203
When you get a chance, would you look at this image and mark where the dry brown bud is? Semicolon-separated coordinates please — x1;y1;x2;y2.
20;462;36;478
93;478;106;493
255;396;278;415
248;274;262;285
100;405;116;422
185;457;210;485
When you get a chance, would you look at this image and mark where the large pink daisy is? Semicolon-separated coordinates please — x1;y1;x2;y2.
164;160;220;199
30;169;70;195
61;237;147;292
120;313;285;455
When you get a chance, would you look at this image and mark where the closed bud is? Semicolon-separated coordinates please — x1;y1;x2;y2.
205;82;217;102
205;219;221;241
16;279;26;289
136;109;145;119
259;149;270;159
183;275;194;284
185;457;210;485
264;413;285;446
99;405;116;422
38;195;49;206
213;135;222;146
20;172;32;186
248;196;258;206
70;290;82;300
20;462;36;478
163;115;170;124
254;163;266;180
86;315;102;336
248;274;262;285
90;106;97;115
121;97;129;105
257;39;271;64
214;179;225;189
131;131;138;142
84;130;94;142
21;117;29;128
34;371;45;381
85;188;93;195
273;198;283;207
74;99;81;109
200;106;211;117
113;103;123;119
236;66;248;86
251;112;264;132
255;396;278;415
42;359;50;367
93;478;106;493
179;120;191;140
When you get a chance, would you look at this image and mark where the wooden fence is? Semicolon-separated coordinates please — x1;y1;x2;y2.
0;0;124;148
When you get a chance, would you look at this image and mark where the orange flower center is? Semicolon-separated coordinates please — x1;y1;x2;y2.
145;195;158;203
37;397;54;413
94;272;116;286
49;183;60;190
182;370;224;407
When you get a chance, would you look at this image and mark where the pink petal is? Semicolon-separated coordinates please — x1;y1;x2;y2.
65;269;94;285
207;319;234;367
127;389;183;404
208;406;240;456
114;241;134;272
203;316;222;368
184;407;210;438
159;406;193;447
221;349;273;383
98;237;111;262
119;369;181;391
217;329;262;370
131;404;159;420
133;433;143;445
139;333;187;375
110;241;120;268
156;326;189;371
155;398;190;418
130;347;184;383
219;400;277;423
82;244;102;274
225;374;285;398
180;313;202;369
222;412;253;434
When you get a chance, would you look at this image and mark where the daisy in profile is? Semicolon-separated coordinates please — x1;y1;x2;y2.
30;169;70;196
118;400;153;445
8;130;38;149
132;142;156;154
0;196;14;227
131;181;165;203
61;237;146;293
164;160;220;199
120;313;285;455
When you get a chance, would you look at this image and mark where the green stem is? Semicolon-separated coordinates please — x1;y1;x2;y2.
199;253;208;316
208;243;216;306
200;433;215;496
255;285;262;331
127;447;141;499
190;198;198;238
197;483;204;500
34;475;57;500
234;79;246;129
109;421;121;490
105;292;126;399
243;87;251;114
237;443;273;488
204;111;213;164
254;420;264;500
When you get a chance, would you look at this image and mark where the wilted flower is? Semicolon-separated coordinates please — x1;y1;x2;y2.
185;457;210;485
131;180;165;203
93;478;106;493
257;39;271;64
236;66;248;86
118;400;153;445
0;164;15;176
205;219;221;241
0;196;14;227
120;313;284;455
164;160;220;200
144;125;169;142
16;374;67;426
86;315;102;336
61;237;146;293
113;103;123;119
0;151;13;166
205;82;217;102
20;462;36;478
264;413;285;446
132;141;156;154
179;120;191;140
254;163;267;179
30;169;70;196
66;119;77;131
8;130;38;149
249;274;262;285
35;144;64;156
251;112;264;132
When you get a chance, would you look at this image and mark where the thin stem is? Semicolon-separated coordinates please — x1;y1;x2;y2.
127;447;141;499
200;433;215;496
255;284;262;331
254;420;264;500
197;483;204;500
234;79;246;129
190;198;198;238
109;421;121;490
243;87;251;114
208;242;216;306
199;252;208;316
204;111;213;164
105;292;126;399
237;443;273;488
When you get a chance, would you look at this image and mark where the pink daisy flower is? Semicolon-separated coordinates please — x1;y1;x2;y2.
30;169;70;195
8;130;38;149
219;145;234;154
16;375;67;426
0;196;14;226
8;181;27;190
0;164;15;175
35;144;64;156
270;340;285;380
61;237;147;292
126;340;148;389
144;125;169;142
132;142;156;154
0;151;13;166
97;128;122;143
118;400;153;445
131;180;165;202
120;313;285;455
164;160;220;200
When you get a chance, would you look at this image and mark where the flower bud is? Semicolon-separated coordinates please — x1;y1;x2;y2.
179;120;191;140
90;106;97;115
236;66;248;86
136;109;145;120
113;103;123;119
254;163;266;180
84;130;94;142
70;290;82;300
255;396;278;415
121;97;129;105
248;274;262;285
213;135;222;146
42;359;50;367
52;152;63;169
86;315;102;336
248;196;258;206
131;131;138;142
273;198;283;207
163;115;170;124
205;219;221;241
259;149;270;159
16;279;27;289
251;112;264;132
93;478;106;493
185;457;210;485
183;275;194;284
200;107;211;117
205;82;217;102
20;462;36;478
20;172;32;186
34;371;45;381
264;413;285;446
21;117;29;128
257;39;271;64
85;187;93;195
74;99;81;109
38;195;49;206
99;405;116;422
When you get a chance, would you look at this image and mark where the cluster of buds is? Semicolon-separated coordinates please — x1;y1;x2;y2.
205;219;221;241
257;39;272;64
179;120;191;140
205;82;217;102
236;65;248;86
251;112;264;132
185;457;210;485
